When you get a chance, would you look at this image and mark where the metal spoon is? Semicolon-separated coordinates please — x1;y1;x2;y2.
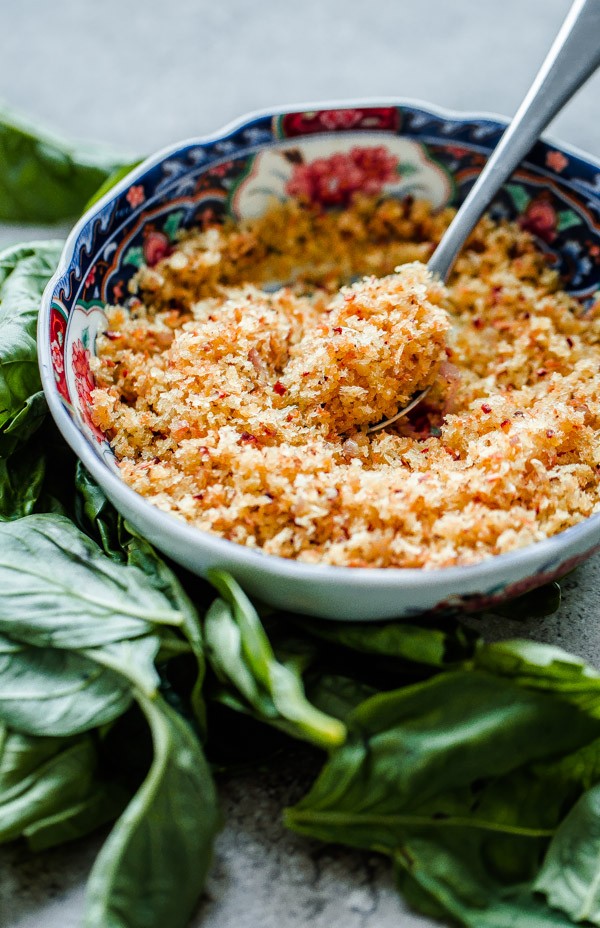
368;0;600;434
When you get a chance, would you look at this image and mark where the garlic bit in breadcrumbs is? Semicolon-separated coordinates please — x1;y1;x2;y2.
90;196;600;569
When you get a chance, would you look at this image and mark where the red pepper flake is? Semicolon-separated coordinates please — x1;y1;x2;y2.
420;447;429;454
302;372;310;377
286;414;293;422
445;347;454;358
273;381;287;396
481;403;492;414
218;392;230;399
239;432;259;445
473;318;484;330
500;419;511;431
333;327;343;334
344;293;356;303
514;410;525;417
198;446;210;455
445;447;460;460
193;492;205;500
566;336;574;348
546;429;555;438
121;369;129;378
536;368;548;378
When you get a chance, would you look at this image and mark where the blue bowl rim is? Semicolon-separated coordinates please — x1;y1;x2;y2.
38;96;600;591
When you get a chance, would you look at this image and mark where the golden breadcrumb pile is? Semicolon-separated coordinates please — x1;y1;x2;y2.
90;197;600;568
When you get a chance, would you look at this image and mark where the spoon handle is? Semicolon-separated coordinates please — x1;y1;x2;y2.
428;0;600;282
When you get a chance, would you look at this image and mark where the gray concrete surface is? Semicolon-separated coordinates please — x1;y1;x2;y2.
2;0;600;925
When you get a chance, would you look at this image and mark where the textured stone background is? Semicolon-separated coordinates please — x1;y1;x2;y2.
2;0;600;925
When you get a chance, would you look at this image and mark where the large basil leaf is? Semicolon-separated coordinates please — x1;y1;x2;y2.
0;241;62;430
0;515;189;648
0;107;136;223
84;694;219;928
286;649;600;928
206;572;346;749
0;634;137;736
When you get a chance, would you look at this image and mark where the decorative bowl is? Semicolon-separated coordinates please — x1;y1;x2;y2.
38;99;600;620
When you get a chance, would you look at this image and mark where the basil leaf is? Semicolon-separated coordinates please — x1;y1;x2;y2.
0;515;187;648
474;638;600;710
206;572;346;749
0;733;99;844
0;725;74;791
296;614;478;668
305;673;378;723
535;782;600;924
23;782;129;853
84;694;219;928
286;658;600;927
0;241;62;430
0;633;139;736
0;107;135;223
0;431;45;520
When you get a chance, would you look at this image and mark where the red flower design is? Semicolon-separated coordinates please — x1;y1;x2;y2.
126;185;145;208
50;307;69;402
546;150;568;173
85;266;97;289
210;162;231;178
519;197;557;244
286;146;398;207
319;109;363;130
143;230;171;267
51;340;64;375
72;338;105;443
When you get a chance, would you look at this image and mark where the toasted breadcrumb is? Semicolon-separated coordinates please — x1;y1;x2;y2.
90;197;600;568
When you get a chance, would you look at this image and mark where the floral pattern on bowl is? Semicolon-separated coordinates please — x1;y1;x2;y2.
38;100;600;620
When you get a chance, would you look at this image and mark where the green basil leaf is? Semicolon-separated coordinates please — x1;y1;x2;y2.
0;633;137;736
0;241;62;430
474;638;600;711
0;515;188;648
286;661;600;927
206;572;346;749
0;733;98;844
0;107;136;223
75;462;124;561
535;782;600;924
305;673;378;723
84;694;219;928
0;724;74;791
0;431;45;520
23;782;129;853
296;614;478;668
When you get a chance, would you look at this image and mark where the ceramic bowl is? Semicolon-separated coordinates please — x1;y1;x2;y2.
38;99;600;620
